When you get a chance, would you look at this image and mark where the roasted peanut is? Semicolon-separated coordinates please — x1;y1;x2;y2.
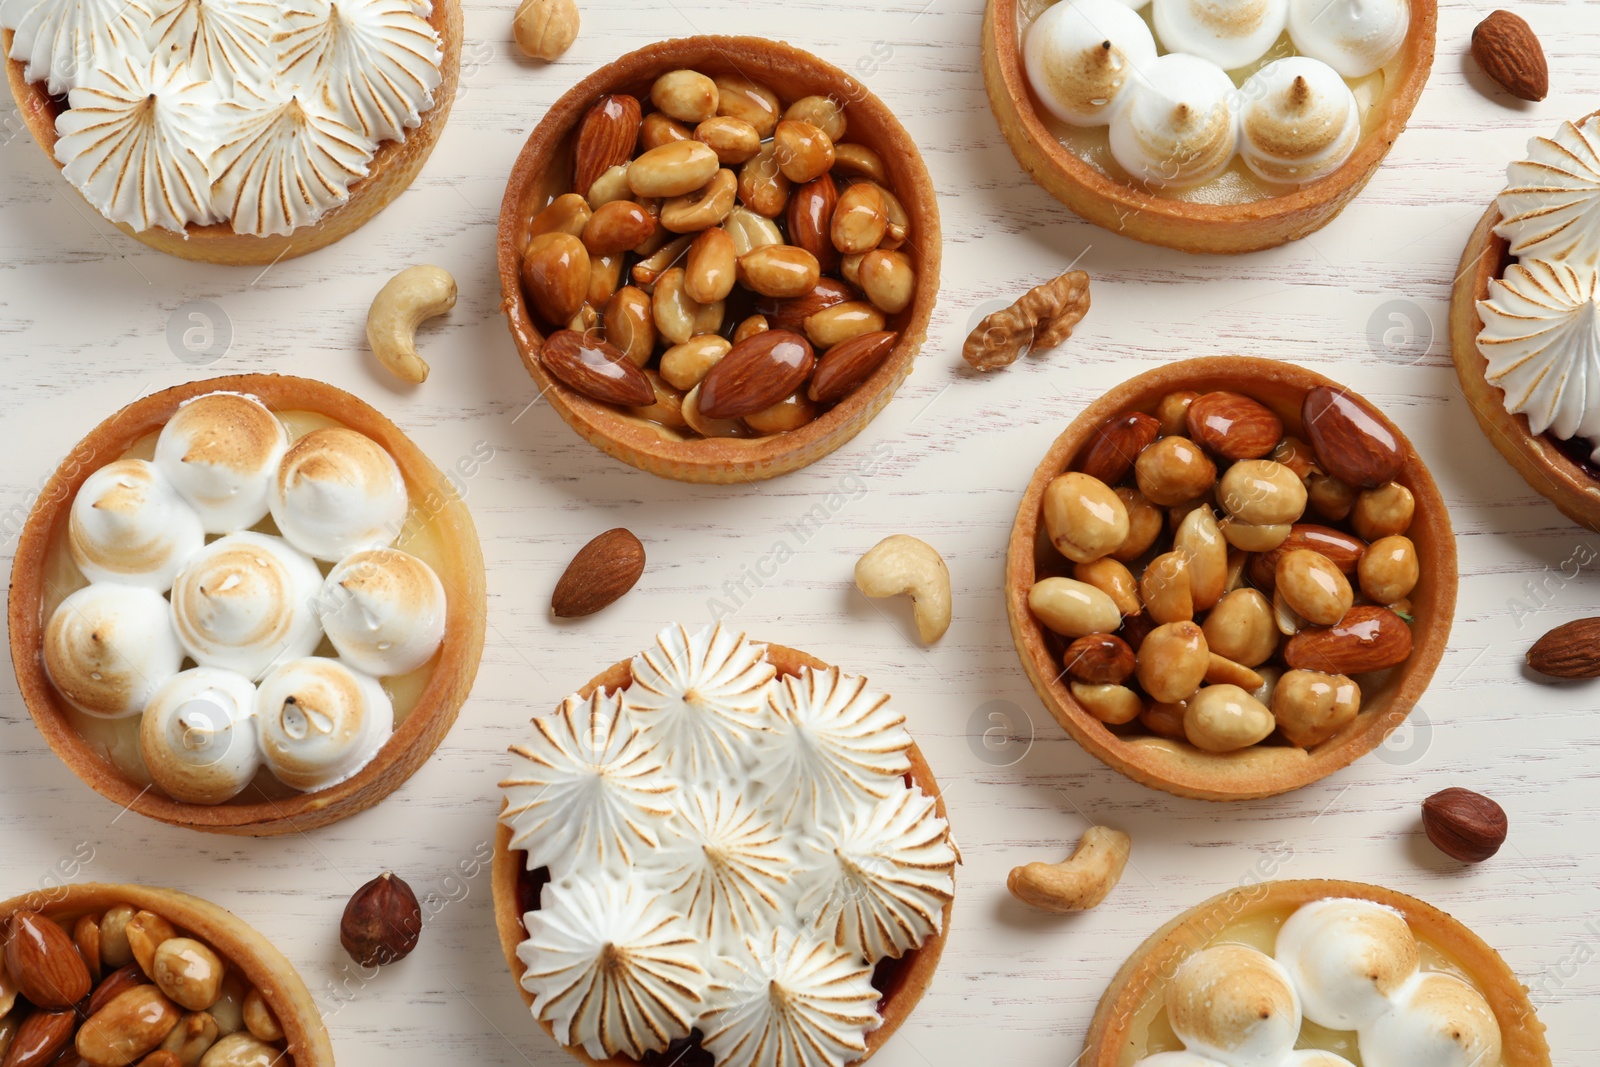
693;116;761;164
1156;390;1200;437
831;142;888;184
1070;682;1141;724
196;1034;279;1067
1043;472;1130;564
124;913;176;977
1136;621;1209;704
870;181;911;248
205;976;245;1037
603;286;655;366
1201;589;1277;667
628;370;690;430
585;163;632;208
150;940;222;1013
683;227;737;304
1140;700;1188;740
856;249;915;315
804;301;885;349
1271;435;1319;481
77;986;181;1067
1272;670;1360;747
737;143;790;216
1072;558;1141;616
737;245;821;299
1140;551;1193;624
581;199;656;255
830;182;888;255
1219;518;1290;552
528;192;591;238
74;914;103;984
1135;437;1216;507
1219;459;1308;525
659;335;731;391
713;74;781;136
650;69;718;123
630;234;692;287
1183;684;1275;753
520;231;590;325
839;251;864;286
587;253;625;308
773;119;835;183
1029;578;1121;638
639;111;692;150
627;140;719;198
681;384;751;438
1276;549;1353;627
785;95;847;141
744;392;818;434
1111;487;1163;561
1205;652;1264;691
732;314;769;344
100;907;135;970
651;267;713;345
1352;483;1415;540
1174;505;1226;610
1307;473;1356;521
1358;535;1418;605
658;167;735;233
722;204;783;256
238;992;279;1045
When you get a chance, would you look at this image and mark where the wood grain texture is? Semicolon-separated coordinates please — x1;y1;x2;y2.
2;0;1599;1064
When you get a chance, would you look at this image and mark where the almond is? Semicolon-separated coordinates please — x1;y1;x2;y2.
552;529;646;618
519;232;590;326
1471;11;1548;102
573;94;641;196
4;910;91;1010
3;1007;77;1067
1248;524;1366;591
698;329;816;419
808;330;899;404
1302;386;1403;489
1074;412;1159;486
785;174;839;274
1284;605;1412;675
1526;617;1600;678
1421;787;1508;863
1186;391;1284;460
761;277;861;332
539;330;656;407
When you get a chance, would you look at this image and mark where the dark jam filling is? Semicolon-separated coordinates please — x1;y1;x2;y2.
1545;430;1600;480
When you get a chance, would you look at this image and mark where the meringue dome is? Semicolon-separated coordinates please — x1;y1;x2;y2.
317;548;446;676
1274;897;1419;1030
153;392;289;533
169;532;325;680
1359;972;1502;1067
255;656;394;791
269;427;408;562
1153;0;1288;71
68;457;205;592
139;667;261;805
1286;0;1409;77
1237;57;1361;185
1109;53;1239;187
1495;116;1600;268
1166;944;1302;1064
44;583;184;718
1022;0;1158;126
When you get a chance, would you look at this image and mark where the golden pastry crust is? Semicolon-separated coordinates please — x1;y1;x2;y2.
1082;879;1551;1067
490;642;952;1067
1005;356;1456;800
0;881;335;1067
496;36;941;484
6;374;487;835
979;0;1437;255
1;0;462;264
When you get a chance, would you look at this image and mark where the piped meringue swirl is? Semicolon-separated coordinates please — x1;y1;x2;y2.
268;426;407;561
658;787;792;952
44;583;183;718
68;457;205;591
0;0;151;94
1494;116;1600;268
153;391;289;533
255;656;393;790
169;531;325;680
139;666;261;804
147;0;277;94
317;548;446;677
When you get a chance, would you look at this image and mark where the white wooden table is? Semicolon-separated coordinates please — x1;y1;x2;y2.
2;0;1597;1062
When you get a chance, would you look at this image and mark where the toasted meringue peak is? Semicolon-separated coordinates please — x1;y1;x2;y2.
798;784;955;961
758;666;912;828
658;787;792;952
1286;0;1408;77
625;623;776;782
278;0;443;144
53;52;221;234
44;583;184;718
1495;116;1600;267
255;656;392;790
169;531;325;680
1022;0;1158;127
139;666;261;804
701;928;882;1067
518;878;706;1061
1275;897;1420;1031
0;0;151;94
68;458;205;592
1167;944;1302;1065
1477;258;1600;455
147;0;277;93
1109;53;1239;187
501;690;677;878
153;391;289;533
1359;971;1502;1067
268;427;407;561
1237;57;1360;185
1152;0;1288;71
317;548;445;676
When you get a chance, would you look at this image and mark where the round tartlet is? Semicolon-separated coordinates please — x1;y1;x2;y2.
490;641;953;1067
979;0;1437;255
1082;878;1550;1066
6;374;486;835
0;881;335;1067
496;36;941;484
1;0;462;266
1005;357;1456;800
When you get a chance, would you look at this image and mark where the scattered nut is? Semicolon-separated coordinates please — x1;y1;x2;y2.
1526;617;1600;678
854;535;951;644
340;873;422;968
1471;10;1548;102
366;266;456;384
512;0;578;60
1006;826;1130;913
551;528;647;618
1421;787;1508;863
962;271;1091;371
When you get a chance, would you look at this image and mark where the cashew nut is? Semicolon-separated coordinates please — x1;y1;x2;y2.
853;534;951;644
1006;826;1131;913
366;265;457;384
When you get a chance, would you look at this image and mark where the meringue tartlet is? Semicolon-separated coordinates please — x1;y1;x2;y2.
7;375;486;835
491;624;957;1067
981;0;1437;253
1;0;462;264
1082;879;1550;1066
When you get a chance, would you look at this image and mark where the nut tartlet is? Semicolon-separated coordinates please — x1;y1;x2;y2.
496;36;940;483
490;626;956;1067
1082;879;1550;1066
2;0;462;265
1006;357;1455;800
980;0;1436;254
7;375;486;835
0;881;334;1067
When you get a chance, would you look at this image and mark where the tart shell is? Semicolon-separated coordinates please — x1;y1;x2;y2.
490;642;953;1067
1082;878;1551;1066
979;0;1437;255
495;36;941;484
6;374;487;835
2;0;461;265
0;881;335;1067
1006;357;1456;800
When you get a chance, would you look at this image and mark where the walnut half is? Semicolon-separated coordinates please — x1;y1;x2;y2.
962;270;1091;371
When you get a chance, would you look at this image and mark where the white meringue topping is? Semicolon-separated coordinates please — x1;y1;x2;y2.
139;666;261;804
1358;971;1502;1067
1132;1055;1229;1067
153;391;289;533
1286;0;1409;77
268;427;407;561
1237;57;1360;185
255;656;393;790
658;787;792;953
1167;944;1302;1065
147;0;276;94
1153;0;1288;71
317;548;446;676
1274;897;1419;1030
68;457;205;592
44;583;183;718
0;0;151;94
1022;0;1158;127
1279;1054;1358;1067
169;531;325;680
1495;116;1600;268
518;878;707;1062
1109;53;1239;187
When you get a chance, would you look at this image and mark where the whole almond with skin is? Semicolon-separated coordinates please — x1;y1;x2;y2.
1187;391;1283;460
698;330;816;419
1302;387;1403;489
340;873;422;968
573;94;641;195
1526;617;1600;677
1471;11;1548;102
3;1008;77;1067
786;174;839;274
552;529;646;617
1248;524;1366;591
4;911;91;1010
1075;412;1160;486
808;330;898;404
1422;787;1508;862
1284;605;1412;674
539;330;655;407
761;277;860;332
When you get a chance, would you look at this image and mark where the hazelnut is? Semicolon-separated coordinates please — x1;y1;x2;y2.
339;873;422;967
1420;788;1507;863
